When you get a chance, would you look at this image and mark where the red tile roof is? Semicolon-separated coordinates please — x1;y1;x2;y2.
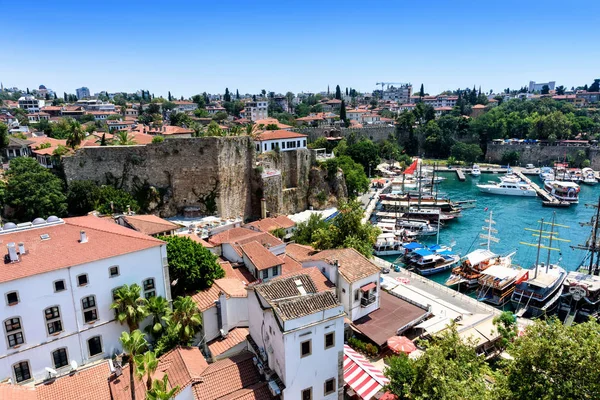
276;266;335;293
207;327;250;357
192;278;248;312
308;248;381;283
255;130;307;141
192;351;273;400
209;228;283;250
36;361;112;400
279;253;303;275
110;347;209;400
120;214;179;236
0;383;37;400
285;243;316;262
241;241;283;271
245;216;295;233
180;232;215;247
254;118;292;130
220;261;257;284
0;216;163;284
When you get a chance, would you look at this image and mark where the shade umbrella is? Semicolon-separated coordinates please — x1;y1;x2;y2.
387;336;416;354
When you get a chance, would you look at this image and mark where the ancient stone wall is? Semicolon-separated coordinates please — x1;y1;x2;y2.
63;137;255;218
485;143;591;166
296;126;395;143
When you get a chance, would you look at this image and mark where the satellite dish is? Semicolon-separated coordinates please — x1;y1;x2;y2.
45;367;57;375
70;360;78;370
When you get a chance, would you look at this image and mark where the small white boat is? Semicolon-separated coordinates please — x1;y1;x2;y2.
477;180;537;197
582;167;597;185
471;164;481;176
373;233;404;256
544;180;580;203
539;167;555;182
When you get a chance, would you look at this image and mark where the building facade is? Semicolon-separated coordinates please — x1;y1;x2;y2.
245;101;268;121
529;81;556;93
0;216;170;384
18;95;40;113
76;87;91;99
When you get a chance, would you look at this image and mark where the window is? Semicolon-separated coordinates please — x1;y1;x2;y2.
272;265;279;276
13;361;31;383
354;290;359;302
5;317;24;348
143;278;156;299
301;387;312;400
325;332;335;349
52;348;68;369
45;306;63;335
109;266;119;277
87;336;103;356
262;269;269;280
81;296;98;323
303;140;307;147
54;280;66;292
77;274;88;286
6;291;18;305
324;378;336;395
300;339;311;358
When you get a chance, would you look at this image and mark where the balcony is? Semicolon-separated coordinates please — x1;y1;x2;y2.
361;294;376;307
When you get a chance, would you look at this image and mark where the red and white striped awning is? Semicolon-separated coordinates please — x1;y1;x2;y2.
343;344;389;400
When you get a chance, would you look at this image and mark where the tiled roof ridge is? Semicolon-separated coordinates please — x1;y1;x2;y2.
200;351;254;376
65;217;164;244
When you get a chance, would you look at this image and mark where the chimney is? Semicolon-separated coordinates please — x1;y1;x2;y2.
7;243;19;262
80;230;88;243
18;242;26;255
126;205;131;215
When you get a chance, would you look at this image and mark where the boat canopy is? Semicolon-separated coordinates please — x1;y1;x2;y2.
413;248;433;257
466;249;497;266
480;264;520;279
403;242;423;250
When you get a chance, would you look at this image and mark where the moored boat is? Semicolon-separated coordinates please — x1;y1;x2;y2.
544;180;580;203
539;166;555;182
477;180;537;197
582;167;597;185
477;264;527;306
471;164;481;176
409;249;461;276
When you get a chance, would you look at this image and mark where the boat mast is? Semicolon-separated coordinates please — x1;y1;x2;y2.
487;211;493;251
533;218;544;279
589;196;600;274
545;212;556;273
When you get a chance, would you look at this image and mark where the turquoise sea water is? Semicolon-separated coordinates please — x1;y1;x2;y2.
378;172;600;288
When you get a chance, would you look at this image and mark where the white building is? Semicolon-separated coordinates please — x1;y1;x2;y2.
245;100;268;121
248;274;345;400
18;95;41;113
382;84;412;103
76;87;91;99
0;216;170;384
173;101;198;113
254;130;308;154
529;80;556;93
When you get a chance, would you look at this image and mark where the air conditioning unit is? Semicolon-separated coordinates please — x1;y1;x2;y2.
220;328;228;338
268;381;281;396
252;357;259;365
257;364;265;375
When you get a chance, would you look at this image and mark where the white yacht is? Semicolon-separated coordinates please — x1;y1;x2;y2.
373;233;404;256
582;167;597;185
477;179;537;197
471;164;481;176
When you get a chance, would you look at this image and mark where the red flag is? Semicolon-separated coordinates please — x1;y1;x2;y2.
516;271;529;284
404;160;418;175
484;207;488;211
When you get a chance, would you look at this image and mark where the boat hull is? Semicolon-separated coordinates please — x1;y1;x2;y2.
477;185;537;197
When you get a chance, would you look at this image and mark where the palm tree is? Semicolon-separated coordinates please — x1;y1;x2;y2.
245;123;259;139
120;330;148;400
145;296;171;339
206;121;223;137
228;125;242;136
135;351;159;390
111;284;148;332
171;296;202;344
66;121;86;149
114;130;136;145
146;375;179;400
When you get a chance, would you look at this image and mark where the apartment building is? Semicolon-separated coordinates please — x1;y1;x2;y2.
245;101;268;121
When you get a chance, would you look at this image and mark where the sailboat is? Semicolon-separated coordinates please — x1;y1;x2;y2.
445;211;513;290
558;197;600;324
511;213;568;318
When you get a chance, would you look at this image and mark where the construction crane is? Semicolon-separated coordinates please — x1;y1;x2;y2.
376;82;409;91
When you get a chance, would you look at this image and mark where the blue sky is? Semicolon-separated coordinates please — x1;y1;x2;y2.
1;0;599;98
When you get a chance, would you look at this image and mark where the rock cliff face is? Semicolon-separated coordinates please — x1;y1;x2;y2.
63;138;346;219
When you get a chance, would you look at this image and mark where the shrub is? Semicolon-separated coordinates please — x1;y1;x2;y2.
152;135;165;144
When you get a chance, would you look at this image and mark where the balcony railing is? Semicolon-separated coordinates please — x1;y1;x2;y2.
361;294;376;307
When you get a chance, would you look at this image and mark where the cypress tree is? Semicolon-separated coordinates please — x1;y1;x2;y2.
346;87;349;96
100;133;107;146
64;92;67;102
168;91;172;101
335;85;341;100
53;92;57;100
26;88;30;94
224;88;231;102
236;89;240;99
419;84;424;98
340;99;347;122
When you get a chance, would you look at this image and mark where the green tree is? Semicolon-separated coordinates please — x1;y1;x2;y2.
114;131;137;145
340;99;347;124
541;84;550;95
335;85;341;100
66;121;86;149
206;121;223;136
345;138;380;176
224;88;231;102
171;296;202;343
96;186;139;214
589;79;600;92
120;330;148;400
450;142;483;163
270;227;286;239
111;284;148;332
419;83;424;98
158;235;224;296
152;135;165;144
5;157;67;221
292;213;330;245
555;85;566;95
145;296;171;340
66;180;102;215
323;155;369;198
492;311;517;351
135;351;159;390
0;122;8;149
502;318;600;400
146;375;179;400
100;133;107;146
383;353;416;399
501;150;520;165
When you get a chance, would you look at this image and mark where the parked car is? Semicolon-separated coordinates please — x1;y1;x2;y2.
381;267;390;274
526;164;535;169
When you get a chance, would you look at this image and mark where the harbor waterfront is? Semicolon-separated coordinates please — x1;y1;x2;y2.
376;170;600;310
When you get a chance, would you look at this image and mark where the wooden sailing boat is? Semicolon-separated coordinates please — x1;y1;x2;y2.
511;212;568;318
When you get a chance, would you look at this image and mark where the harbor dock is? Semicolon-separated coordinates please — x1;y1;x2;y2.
513;170;558;203
456;168;466;181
